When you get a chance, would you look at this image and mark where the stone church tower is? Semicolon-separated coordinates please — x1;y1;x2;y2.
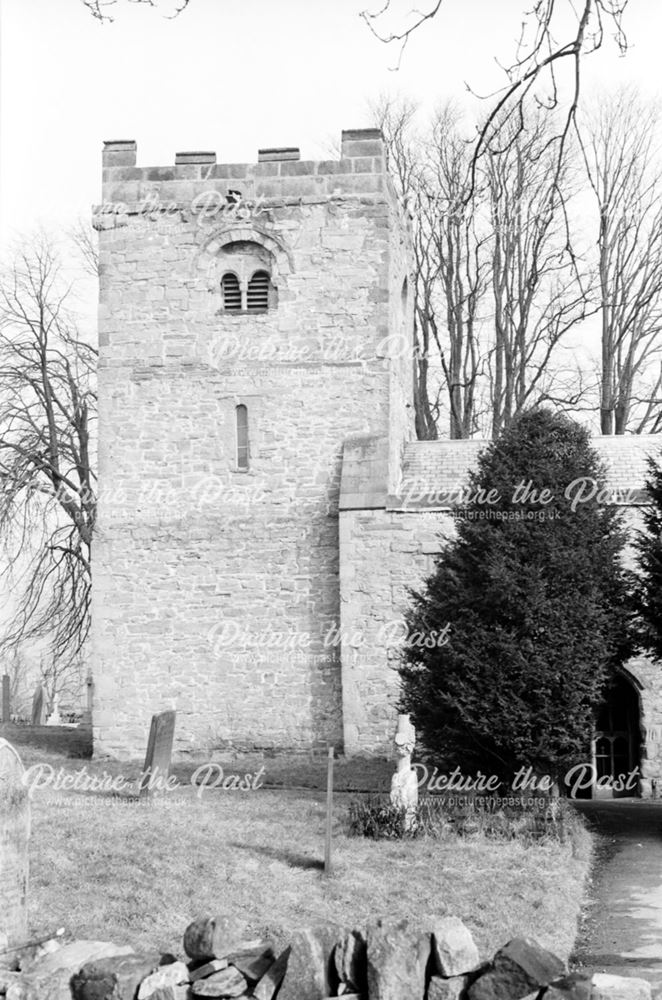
92;130;414;758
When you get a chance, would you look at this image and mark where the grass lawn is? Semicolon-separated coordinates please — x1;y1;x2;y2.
21;744;593;964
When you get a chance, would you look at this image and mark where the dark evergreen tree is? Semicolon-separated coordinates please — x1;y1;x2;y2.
400;408;633;781
634;453;662;661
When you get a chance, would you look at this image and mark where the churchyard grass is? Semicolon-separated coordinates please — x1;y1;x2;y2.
22;744;592;964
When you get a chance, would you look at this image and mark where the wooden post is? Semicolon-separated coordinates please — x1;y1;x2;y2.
324;745;334;877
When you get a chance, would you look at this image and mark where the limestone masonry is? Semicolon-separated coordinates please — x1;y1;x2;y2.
92;129;662;797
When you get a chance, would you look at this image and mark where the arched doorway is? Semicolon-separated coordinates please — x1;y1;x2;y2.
591;674;641;799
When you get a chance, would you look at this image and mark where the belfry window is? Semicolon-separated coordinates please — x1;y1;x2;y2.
221;273;241;312
236;404;249;471
247;270;270;312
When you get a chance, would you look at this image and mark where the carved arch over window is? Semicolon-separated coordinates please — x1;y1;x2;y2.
197;224;294;290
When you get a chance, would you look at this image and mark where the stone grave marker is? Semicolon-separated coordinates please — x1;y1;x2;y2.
2;675;10;724
30;686;45;727
46;695;62;727
82;673;93;725
0;738;29;960
139;710;176;799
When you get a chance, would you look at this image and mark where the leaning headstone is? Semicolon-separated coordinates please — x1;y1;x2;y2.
82;674;93;726
139;710;176;799
0;739;29;963
30;686;45;727
2;675;10;724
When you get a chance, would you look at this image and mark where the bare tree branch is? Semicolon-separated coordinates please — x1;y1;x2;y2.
0;235;97;676
82;0;190;22
579;88;662;434
363;1;630;198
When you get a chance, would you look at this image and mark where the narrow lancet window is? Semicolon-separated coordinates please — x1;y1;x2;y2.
236;404;249;470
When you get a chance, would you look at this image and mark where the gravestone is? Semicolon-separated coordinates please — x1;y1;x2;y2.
46;695;61;727
82;673;93;725
2;676;10;724
30;686;45;727
139;710;176;799
0;738;29;962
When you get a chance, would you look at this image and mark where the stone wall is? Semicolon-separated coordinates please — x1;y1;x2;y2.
92;131;414;758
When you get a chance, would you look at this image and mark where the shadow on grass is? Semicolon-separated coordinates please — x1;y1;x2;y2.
0;723;92;759
230;840;325;871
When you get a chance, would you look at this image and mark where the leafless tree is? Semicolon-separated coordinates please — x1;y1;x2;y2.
82;0;190;21
485;114;592;435
581;90;662;434
376;98;490;439
377;99;591;438
0;236;96;675
363;1;629;195
69;219;100;280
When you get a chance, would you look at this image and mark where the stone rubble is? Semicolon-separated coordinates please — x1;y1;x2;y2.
0;918;653;1000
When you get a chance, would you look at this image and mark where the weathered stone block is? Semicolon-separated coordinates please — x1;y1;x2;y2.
183;916;250;961
333;929;367;992
71;951;162;1000
430;916;480;977
137;960;190;998
591;973;652;1000
277;924;343;1000
8;942;135;1000
468;937;565;1000
366;918;429;1000
427;974;469;999
252;947;290;1000
545;971;592;998
226;943;275;981
190;966;247;997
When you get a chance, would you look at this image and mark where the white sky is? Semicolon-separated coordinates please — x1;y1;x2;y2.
2;0;662;247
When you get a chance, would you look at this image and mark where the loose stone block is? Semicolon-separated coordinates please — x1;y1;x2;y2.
430;916;480;977
333;929;367;992
545;972;592;999
277;924;344;1000
190;966;247;997
183;916;249;961
189;959;229;982
8;942;135;1000
252;947;290;1000
591;973;652;1000
468;937;565;1000
71;952;162;1000
226;943;275;981
137;960;190;998
366;918;430;1000
427;974;469;999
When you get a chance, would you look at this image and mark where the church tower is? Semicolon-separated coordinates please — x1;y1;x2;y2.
92;129;414;757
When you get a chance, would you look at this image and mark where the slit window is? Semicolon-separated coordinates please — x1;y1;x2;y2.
221;273;241;312
236;404;249;471
247;270;270;312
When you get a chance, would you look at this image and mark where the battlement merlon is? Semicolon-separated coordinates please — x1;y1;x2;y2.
99;129;389;210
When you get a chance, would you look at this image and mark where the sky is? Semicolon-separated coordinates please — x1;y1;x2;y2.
2;0;662;249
